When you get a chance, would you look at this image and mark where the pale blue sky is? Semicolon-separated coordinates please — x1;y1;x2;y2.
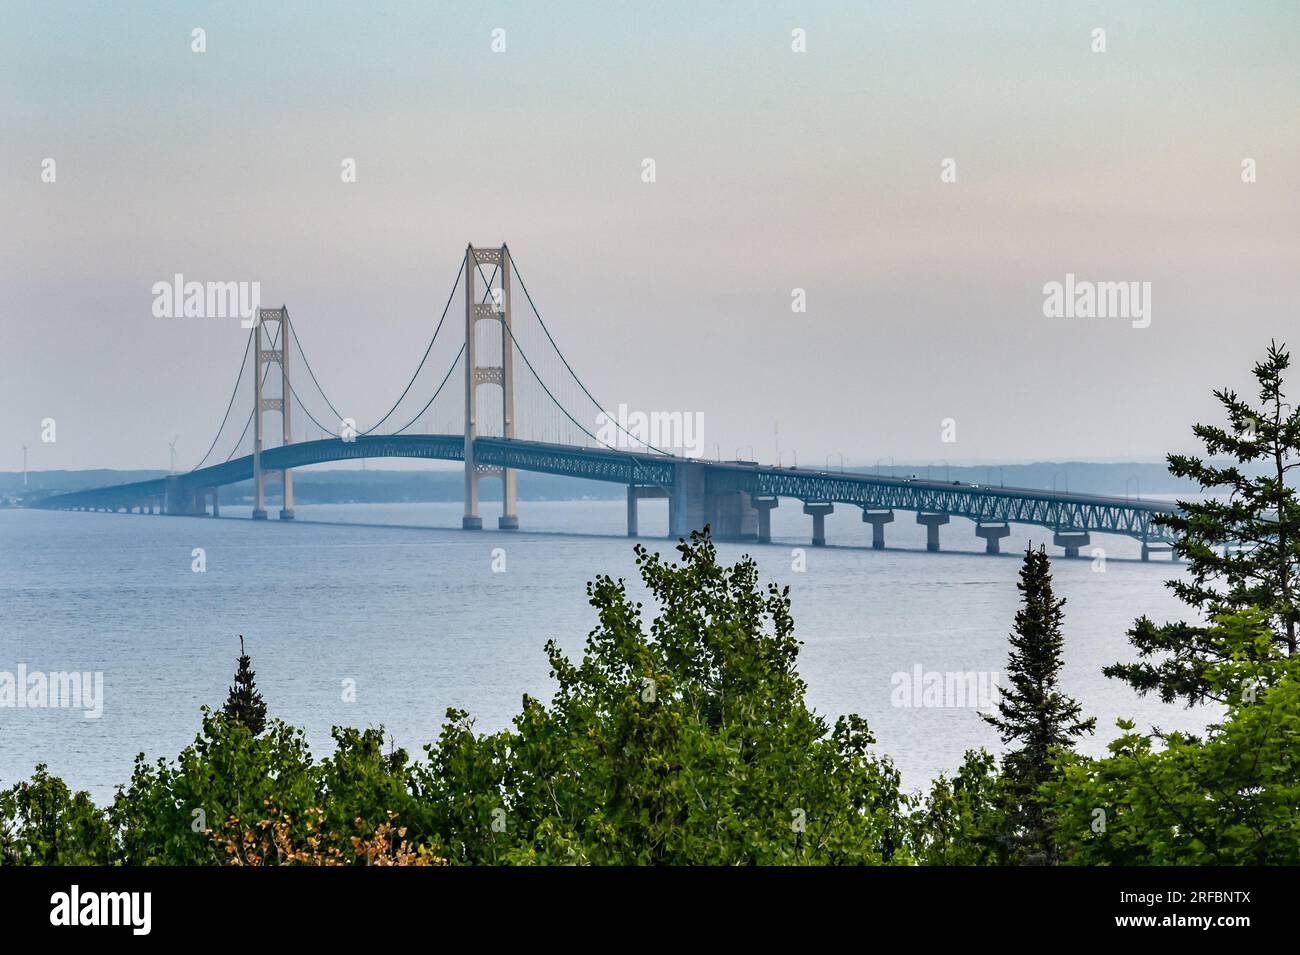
3;1;1298;470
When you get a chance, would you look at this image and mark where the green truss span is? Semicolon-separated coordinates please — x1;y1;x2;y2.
34;435;1178;544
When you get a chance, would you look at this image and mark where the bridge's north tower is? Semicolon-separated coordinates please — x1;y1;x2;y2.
252;305;294;520
462;244;518;530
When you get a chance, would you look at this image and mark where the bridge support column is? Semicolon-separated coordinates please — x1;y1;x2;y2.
861;509;894;549
803;502;833;547
629;485;670;537
626;485;669;537
752;497;778;543
705;490;758;541
917;512;949;552
976;523;1011;554
164;476;205;516
280;472;294;520
211;488;220;518
1054;531;1091;558
669;463;707;539
1141;542;1175;562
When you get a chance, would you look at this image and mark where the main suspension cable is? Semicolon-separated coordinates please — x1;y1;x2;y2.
505;247;669;455
358;255;467;436
190;325;255;471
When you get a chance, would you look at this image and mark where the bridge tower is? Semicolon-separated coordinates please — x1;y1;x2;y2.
252;305;294;520
463;244;518;530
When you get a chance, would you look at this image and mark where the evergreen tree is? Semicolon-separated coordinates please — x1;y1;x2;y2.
1106;341;1300;705
222;635;267;736
983;545;1095;864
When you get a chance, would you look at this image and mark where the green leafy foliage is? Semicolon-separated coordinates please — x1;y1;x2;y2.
1051;610;1300;864
412;532;911;864
0;764;113;865
907;749;1008;865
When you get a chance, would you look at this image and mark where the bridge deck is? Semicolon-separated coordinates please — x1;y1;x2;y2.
33;435;1178;543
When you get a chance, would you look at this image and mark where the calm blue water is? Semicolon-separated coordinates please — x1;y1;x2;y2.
0;502;1212;804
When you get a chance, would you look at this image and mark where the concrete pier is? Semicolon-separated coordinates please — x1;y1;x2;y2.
280;469;294;520
975;522;1011;554
1141;542;1176;561
669;463;757;540
705;490;758;540
669;463;706;539
861;509;894;549
164;476;207;516
802;502;833;547
752;496;779;543
916;512;949;552
626;484;669;537
1054;530;1091;558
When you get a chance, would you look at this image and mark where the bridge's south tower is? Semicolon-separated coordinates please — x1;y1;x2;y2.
252;305;294;520
462;244;518;530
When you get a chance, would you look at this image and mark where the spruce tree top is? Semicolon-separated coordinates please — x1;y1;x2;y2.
222;635;267;736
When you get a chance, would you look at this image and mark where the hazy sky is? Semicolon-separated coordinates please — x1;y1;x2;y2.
3;1;1298;472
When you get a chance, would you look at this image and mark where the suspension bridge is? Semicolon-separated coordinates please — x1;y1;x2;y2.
35;244;1180;559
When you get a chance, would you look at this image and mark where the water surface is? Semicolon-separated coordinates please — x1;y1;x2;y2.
0;503;1210;804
